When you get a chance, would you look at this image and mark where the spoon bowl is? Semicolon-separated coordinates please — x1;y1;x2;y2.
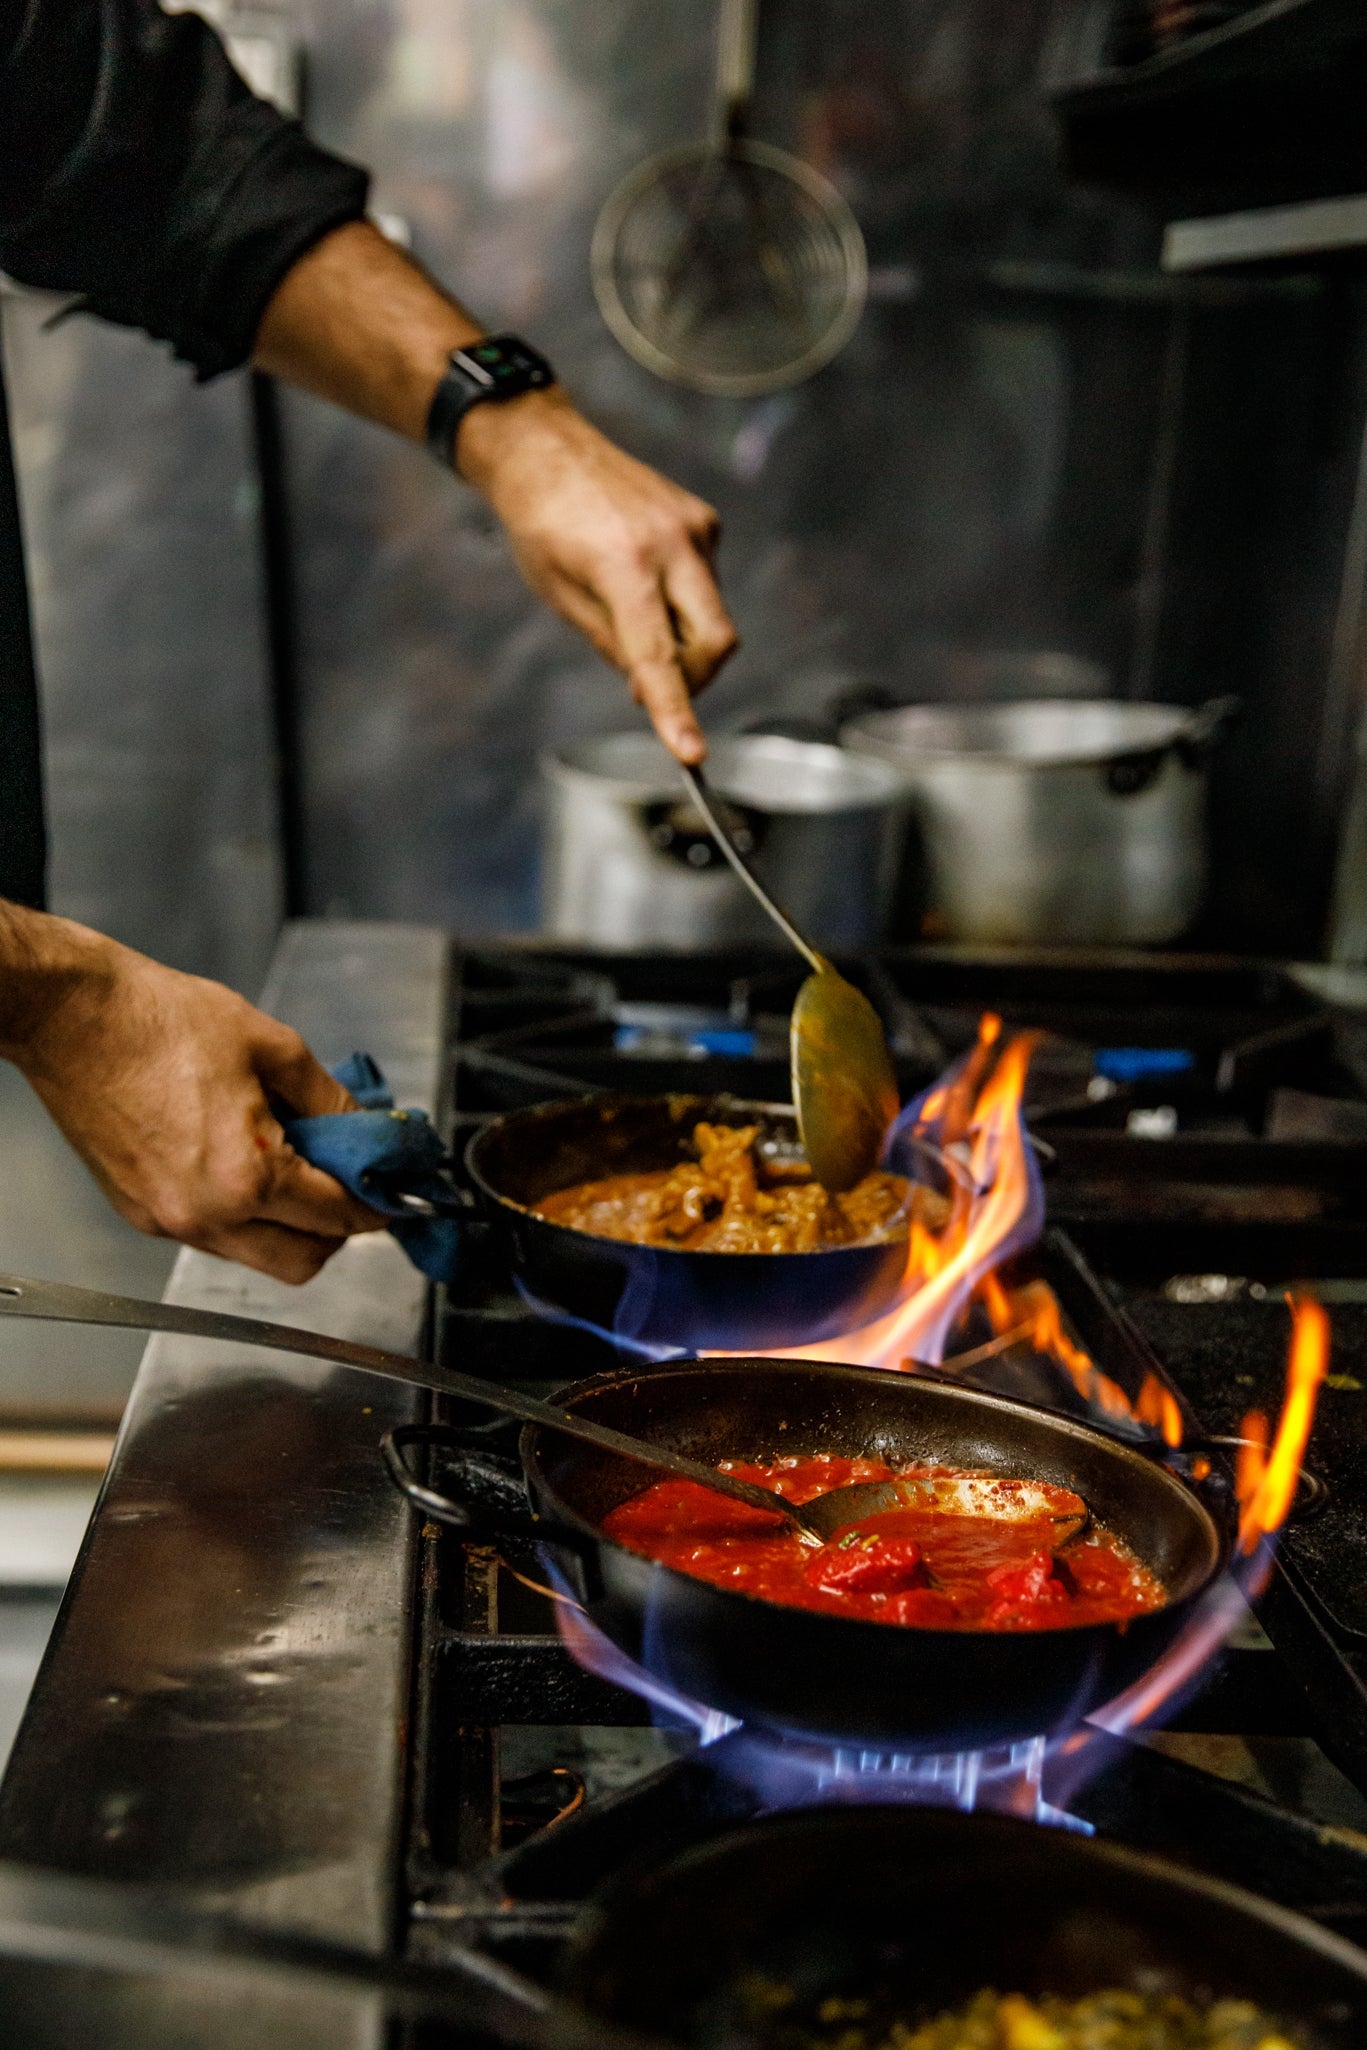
679;763;898;1190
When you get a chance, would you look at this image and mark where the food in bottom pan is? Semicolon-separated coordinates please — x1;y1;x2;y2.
532;1120;930;1252
601;1456;1166;1631
778;1987;1300;2050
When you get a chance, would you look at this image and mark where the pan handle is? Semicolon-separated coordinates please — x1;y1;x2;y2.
1178;694;1241;768
380;1425;597;1564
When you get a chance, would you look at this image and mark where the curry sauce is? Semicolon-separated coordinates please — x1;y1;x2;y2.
534;1121;934;1254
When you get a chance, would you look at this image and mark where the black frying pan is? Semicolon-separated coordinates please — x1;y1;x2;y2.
464;1094;909;1353
565;1806;1367;2047
394;1358;1227;1752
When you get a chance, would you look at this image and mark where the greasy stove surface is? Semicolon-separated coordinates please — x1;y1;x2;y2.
1126;1294;1367;1639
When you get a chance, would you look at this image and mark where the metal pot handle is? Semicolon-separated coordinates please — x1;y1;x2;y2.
1177;694;1241;768
1187;1431;1329;1524
380;1424;597;1561
826;681;901;731
1105;694;1241;796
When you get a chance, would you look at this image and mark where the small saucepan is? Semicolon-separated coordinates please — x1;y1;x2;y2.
392;1357;1227;1752
465;1093;910;1354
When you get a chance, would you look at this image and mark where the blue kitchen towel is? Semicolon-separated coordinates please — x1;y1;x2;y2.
283;1053;465;1283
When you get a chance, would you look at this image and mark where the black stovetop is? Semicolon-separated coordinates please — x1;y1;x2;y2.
449;941;1367;1278
394;942;1367;2022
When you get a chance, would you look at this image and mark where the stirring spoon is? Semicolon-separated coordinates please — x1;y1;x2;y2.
679;763;899;1191
795;1470;1091;1547
0;1275;1096;1552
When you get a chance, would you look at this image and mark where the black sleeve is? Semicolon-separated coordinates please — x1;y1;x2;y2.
0;0;370;379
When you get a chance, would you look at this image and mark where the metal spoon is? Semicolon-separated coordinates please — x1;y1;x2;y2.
0;1275;1097;1553
796;1470;1091;1547
679;763;899;1191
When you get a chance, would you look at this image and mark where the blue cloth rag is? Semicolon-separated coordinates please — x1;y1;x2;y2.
283;1053;465;1283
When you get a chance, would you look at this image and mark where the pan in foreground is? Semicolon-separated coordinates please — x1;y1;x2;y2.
566;1809;1365;2048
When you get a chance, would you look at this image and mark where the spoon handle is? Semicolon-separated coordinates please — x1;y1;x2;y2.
0;1272;805;1531
679;764;824;975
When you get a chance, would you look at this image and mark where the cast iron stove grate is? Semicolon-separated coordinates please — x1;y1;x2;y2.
446;943;1367;1281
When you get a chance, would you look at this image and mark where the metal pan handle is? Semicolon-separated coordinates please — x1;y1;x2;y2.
1179;694;1241;766
380;1424;597;1563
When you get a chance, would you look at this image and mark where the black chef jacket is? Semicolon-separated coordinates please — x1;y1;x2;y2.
0;0;370;907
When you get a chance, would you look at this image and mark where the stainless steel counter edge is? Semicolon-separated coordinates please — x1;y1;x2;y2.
0;922;452;1967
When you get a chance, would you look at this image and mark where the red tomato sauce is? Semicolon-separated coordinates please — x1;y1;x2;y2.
601;1455;1167;1632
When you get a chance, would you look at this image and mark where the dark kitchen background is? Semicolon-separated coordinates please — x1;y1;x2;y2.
7;0;1367;985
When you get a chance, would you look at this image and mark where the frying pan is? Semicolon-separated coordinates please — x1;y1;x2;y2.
465;1094;910;1353
565;1806;1367;2046
391;1357;1227;1752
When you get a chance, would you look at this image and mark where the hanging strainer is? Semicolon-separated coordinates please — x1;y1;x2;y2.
590;0;867;398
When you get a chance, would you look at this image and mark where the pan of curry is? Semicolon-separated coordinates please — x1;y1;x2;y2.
396;1357;1227;1750
464;1092;926;1353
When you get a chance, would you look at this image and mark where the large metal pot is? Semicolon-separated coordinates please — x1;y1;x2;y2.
541;732;908;949
840;696;1236;947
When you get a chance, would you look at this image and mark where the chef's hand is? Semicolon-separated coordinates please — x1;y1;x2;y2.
253;221;738;764
0;905;385;1283
456;390;735;765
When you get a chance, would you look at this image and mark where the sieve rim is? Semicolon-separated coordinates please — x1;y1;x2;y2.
590;136;868;398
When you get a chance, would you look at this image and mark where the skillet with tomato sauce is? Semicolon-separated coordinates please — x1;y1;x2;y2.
601;1455;1166;1632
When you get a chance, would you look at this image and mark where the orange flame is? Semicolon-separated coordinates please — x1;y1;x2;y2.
719;1012;1286;1471
1235;1297;1329;1554
1136;1373;1185;1449
745;1020;1046;1372
729;1017;1141;1417
977;1269;1140;1427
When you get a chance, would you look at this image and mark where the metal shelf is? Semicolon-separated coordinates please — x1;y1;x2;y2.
1056;0;1367;222
1164;191;1367;271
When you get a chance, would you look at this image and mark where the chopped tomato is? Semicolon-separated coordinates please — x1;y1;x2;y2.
984;1550;1072;1629
603;1460;1166;1632
803;1535;926;1596
884;1587;961;1629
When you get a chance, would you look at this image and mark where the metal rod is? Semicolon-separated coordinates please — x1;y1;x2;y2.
0;1430;114;1475
0;1272;814;1534
716;0;758;123
248;370;308;919
679;764;824;973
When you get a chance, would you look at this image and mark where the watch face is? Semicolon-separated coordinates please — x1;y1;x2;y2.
456;337;554;392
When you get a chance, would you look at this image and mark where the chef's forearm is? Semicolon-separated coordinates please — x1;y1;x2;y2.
252;217;735;765
253;221;477;448
250;218;570;488
0;902;114;1065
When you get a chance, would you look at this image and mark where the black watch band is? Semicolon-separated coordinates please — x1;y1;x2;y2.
425;334;556;466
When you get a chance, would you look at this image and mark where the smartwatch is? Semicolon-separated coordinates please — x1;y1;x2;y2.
425;334;556;466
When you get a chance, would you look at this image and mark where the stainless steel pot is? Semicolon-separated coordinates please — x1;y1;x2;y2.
840;696;1236;947
541;732;909;948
